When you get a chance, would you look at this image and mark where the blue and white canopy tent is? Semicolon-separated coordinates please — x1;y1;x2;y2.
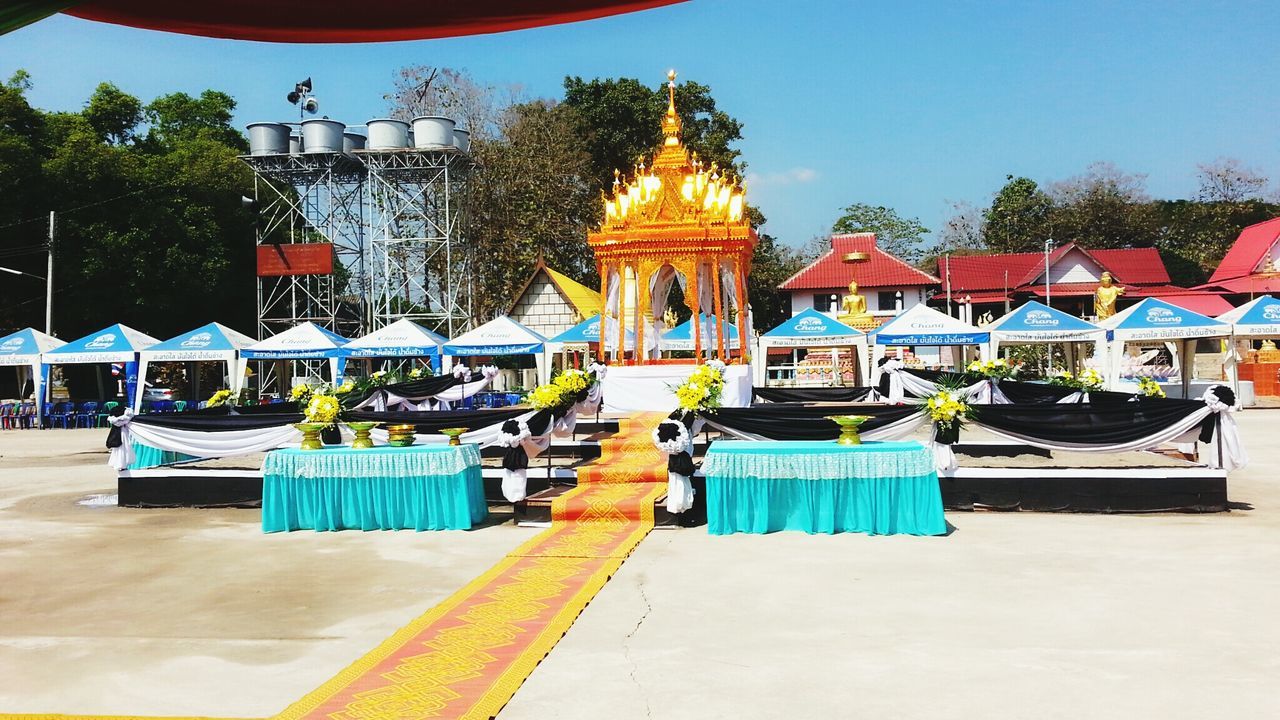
661;314;742;352
42;324;160;409
344;318;446;367
1097;297;1232;397
1215;295;1280;397
756;308;869;386
988;300;1106;375
239;322;351;389
869;303;990;383
0;328;65;423
443;315;551;385
135;323;257;412
551;314;639;361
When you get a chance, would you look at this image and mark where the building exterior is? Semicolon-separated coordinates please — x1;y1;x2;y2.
1196;216;1280;300
938;241;1231;320
507;261;602;340
779;233;940;326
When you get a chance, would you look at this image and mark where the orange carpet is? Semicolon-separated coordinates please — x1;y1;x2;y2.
274;412;670;720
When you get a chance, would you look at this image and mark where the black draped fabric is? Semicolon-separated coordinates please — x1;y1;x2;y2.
656;416;696;476
753;386;877;403
702;404;921;441
342;375;461;409
132;412;303;431
346;406;545;435
993;380;1080;404
500;419;528;472
970;398;1205;446
876;368;973;398
194;402;301;415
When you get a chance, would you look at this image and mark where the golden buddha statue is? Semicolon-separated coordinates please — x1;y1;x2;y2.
1094;271;1125;320
838;279;872;327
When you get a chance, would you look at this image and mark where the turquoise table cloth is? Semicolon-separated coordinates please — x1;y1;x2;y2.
262;444;487;532
129;441;197;469
701;441;945;536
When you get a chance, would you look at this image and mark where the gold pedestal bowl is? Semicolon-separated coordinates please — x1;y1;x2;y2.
825;415;873;446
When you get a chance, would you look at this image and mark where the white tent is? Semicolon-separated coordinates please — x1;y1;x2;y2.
1097;297;1232;397
1216;294;1280;397
443;315;551;385
869;304;990;383
240;322;351;387
136;323;257;412
344;318;446;359
0;328;65;424
988;300;1106;374
756;308;869;386
43;323;160;410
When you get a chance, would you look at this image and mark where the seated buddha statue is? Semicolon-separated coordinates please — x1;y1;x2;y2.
838;279;872;327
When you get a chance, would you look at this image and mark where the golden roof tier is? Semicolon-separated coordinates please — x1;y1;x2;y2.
588;70;758;365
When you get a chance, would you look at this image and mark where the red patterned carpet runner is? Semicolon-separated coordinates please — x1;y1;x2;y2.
273;411;670;720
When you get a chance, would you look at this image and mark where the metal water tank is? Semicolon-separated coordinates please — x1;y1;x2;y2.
453;128;471;153
342;132;367;153
366;118;409;150
412;116;455;149
246;122;291;155
289;133;303;154
301;118;345;153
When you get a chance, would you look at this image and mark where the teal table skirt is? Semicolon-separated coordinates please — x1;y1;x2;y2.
261;444;487;532
130;441;198;469
701;441;945;536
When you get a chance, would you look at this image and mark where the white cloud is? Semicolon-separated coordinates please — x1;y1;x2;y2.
746;167;819;188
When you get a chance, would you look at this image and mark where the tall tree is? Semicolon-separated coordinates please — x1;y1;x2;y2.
747;233;806;330
982;176;1053;253
1045;162;1159;248
828;203;930;263
562;75;745;194
1195;157;1269;203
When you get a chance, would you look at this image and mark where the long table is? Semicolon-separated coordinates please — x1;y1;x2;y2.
701;440;945;536
262;444;487;532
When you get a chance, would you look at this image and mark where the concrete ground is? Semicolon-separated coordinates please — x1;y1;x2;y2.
2;413;1279;719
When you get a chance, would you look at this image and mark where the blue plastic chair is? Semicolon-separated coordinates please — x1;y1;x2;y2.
50;402;74;429
0;403;14;430
41;403;54;429
75;402;99;428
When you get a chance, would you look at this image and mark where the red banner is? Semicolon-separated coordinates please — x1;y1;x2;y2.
256;244;334;277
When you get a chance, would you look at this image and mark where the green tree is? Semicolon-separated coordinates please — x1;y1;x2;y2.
1045;162;1159;248
982;176;1053;253
562;75;745;193
83;82;142;145
828;203;930;263
747;233;806;329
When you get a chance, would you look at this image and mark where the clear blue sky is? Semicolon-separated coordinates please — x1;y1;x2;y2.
2;0;1279;248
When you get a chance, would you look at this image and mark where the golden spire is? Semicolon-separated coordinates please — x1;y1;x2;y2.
662;68;681;145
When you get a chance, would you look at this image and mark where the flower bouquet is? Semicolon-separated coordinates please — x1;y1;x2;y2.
965;358;1020;380
1136;376;1166;398
206;389;233;408
671;363;726;414
1047;368;1105;392
921;386;972;444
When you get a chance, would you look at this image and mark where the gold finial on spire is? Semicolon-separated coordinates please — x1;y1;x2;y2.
661;69;682;145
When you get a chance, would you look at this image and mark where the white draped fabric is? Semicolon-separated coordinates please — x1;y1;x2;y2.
109;412;302;470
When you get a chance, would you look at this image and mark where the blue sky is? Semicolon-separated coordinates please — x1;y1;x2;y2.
2;0;1279;249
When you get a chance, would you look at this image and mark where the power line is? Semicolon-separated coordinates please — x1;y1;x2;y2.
0;182;175;232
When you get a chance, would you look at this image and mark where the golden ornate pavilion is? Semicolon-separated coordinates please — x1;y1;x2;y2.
588;71;758;365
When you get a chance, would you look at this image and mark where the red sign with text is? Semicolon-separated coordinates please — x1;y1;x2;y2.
256;244;334;277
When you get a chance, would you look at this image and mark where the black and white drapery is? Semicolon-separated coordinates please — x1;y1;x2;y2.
106;409;305;470
652;413;698;513
349;367;499;412
752;386;880;404
494;412;558;502
698;404;929;443
877;360;1009;405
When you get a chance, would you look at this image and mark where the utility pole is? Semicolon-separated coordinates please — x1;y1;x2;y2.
46;211;54;335
1043;237;1052;309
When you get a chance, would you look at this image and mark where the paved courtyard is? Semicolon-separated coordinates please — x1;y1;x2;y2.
1;413;1278;719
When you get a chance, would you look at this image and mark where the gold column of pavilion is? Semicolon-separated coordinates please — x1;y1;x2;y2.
588;70;758;365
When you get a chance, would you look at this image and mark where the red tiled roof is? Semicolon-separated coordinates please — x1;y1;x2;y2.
1208;217;1280;283
1196;275;1280;294
1150;293;1234;317
779;233;940;290
942;245;1169;293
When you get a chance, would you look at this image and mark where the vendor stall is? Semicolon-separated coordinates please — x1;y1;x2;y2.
343;318;446;361
988;300;1106;374
1097;297;1232;398
870;304;990;383
240;322;351;391
1217;295;1280;399
755;308;868;387
136;323;256;412
443;315;551;385
42;324;159;409
0;328;65;425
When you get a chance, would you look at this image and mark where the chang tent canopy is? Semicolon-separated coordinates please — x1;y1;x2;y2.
136;323;257;412
42;323;160;408
988;300;1106;372
1215;295;1280;396
869;304;989;381
1096;297;1231;396
0;327;65;422
344;319;447;359
551;314;638;350
240;322;351;384
443;315;551;384
661;314;742;352
757;308;868;386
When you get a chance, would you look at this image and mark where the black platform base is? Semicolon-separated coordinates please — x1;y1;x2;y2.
118;472;263;508
940;471;1228;513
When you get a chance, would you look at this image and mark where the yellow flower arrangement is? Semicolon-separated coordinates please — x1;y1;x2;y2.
965;358;1018;379
206;389;233;407
1136;376;1165;398
289;383;312;402
670;364;725;413
409;367;425;379
305;394;342;425
526;383;566;410
554;369;590;395
1048;369;1105;391
334;379;355;395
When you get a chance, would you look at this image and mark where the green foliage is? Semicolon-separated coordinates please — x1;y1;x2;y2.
982;176;1053;253
748;233;807;330
830;203;930;263
0;72;257;340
